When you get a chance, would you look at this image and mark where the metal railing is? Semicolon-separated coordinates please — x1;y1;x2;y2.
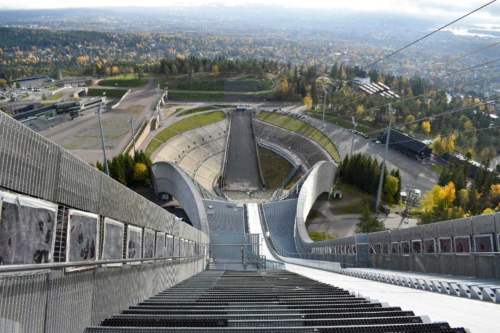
0;255;205;274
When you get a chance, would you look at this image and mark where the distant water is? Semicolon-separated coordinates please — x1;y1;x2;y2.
445;25;500;39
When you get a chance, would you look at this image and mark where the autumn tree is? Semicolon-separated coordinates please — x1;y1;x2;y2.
303;95;313;111
432;133;456;155
0;79;7;88
211;64;220;77
355;104;365;117
421;120;431;135
384;175;400;205
278;78;290;95
420;182;463;223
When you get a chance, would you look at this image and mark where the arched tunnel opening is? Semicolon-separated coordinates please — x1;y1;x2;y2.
156;192;192;226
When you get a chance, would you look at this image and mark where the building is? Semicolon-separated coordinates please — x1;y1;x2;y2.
12;76;52;89
378;128;432;159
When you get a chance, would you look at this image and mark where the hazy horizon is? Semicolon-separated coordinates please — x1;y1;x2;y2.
0;1;499;24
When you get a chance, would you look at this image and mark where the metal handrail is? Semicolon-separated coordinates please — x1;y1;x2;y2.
0;255;205;273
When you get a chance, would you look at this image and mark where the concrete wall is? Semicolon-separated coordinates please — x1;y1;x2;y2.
151;162;209;235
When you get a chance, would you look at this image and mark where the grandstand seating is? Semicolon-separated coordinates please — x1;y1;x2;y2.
85;270;467;332
153;120;228;193
253;120;330;168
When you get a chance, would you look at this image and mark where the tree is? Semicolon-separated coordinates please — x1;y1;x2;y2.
303;95;313;111
420;182;461;223
355;104;365;117
279;78;290;95
482;208;495;215
384;174;400;204
133;162;149;184
211;64;220;77
421;120;431;135
0;79;7;88
432;134;456;155
356;206;385;233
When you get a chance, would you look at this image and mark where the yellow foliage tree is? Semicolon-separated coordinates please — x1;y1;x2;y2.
211;64;220;77
133;163;148;183
482;208;495;215
0;79;7;88
432;133;456;155
279;78;290;94
355;104;365;117
421;182;456;214
303;95;313;111
491;184;500;198
111;66;120;75
421;120;431;134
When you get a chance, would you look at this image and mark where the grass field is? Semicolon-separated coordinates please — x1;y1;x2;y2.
87;88;127;98
146;111;226;156
176;105;221;117
307;111;374;134
309;231;336;241
331;182;375;214
98;74;148;88
258;147;294;189
257;111;341;162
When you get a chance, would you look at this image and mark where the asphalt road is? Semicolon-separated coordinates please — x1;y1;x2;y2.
305;114;439;192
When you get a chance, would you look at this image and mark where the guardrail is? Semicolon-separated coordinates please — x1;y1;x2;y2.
0;255;205;274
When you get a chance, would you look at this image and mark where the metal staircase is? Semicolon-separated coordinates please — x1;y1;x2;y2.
85;270;467;332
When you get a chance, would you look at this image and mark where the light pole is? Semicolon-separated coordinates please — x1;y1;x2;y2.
97;93;109;175
129;116;136;156
375;103;394;212
350;116;357;156
321;86;327;129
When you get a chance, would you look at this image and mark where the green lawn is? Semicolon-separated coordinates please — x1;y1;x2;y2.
145;111;226;156
258;146;294;189
87;88;127;98
176;105;221;117
257;111;340;162
331;182;375;214
307;111;374;134
98;74;148;88
309;231;336;241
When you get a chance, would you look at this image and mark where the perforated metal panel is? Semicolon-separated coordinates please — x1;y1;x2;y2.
0;113;59;201
0;270;48;333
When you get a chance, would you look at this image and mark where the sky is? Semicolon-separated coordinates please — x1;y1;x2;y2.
0;0;498;23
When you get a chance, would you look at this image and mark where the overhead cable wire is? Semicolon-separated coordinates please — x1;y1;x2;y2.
367;0;498;68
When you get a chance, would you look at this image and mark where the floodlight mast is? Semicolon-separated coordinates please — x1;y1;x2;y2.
97;93;109;175
375;103;393;212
